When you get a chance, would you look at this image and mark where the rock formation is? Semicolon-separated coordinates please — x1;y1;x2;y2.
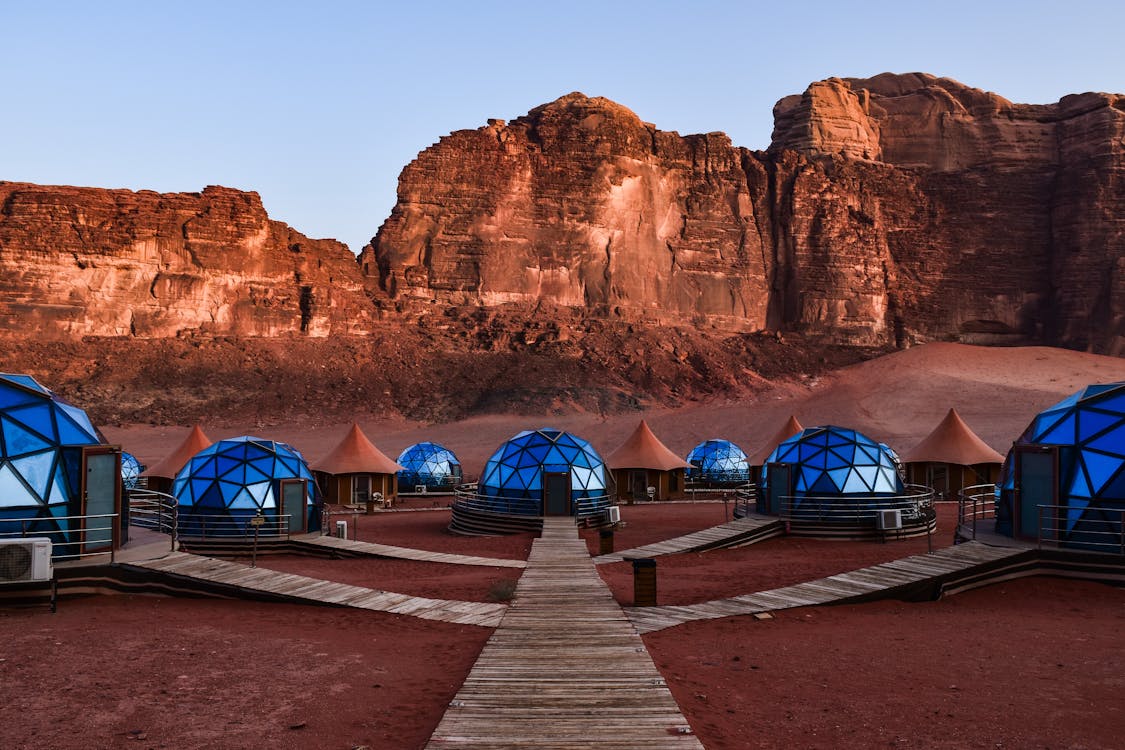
1;72;1123;424
0;183;374;338
367;74;1125;354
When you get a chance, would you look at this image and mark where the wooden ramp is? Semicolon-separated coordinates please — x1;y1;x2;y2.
426;517;703;749
124;552;506;627
293;534;527;569
627;541;1036;634
594;514;784;564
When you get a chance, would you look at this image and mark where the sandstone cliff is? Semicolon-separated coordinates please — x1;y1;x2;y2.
368;75;1125;354
0;183;375;338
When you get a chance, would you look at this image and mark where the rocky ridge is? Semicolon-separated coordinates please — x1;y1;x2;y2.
368;73;1124;354
1;72;1122;424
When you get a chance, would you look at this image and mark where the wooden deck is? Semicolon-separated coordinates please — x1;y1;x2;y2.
627;541;1036;633
593;514;784;564
124;552;506;627
293;534;527;568
426;517;704;749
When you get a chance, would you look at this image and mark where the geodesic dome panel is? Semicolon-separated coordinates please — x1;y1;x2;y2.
0;373;104;527
998;383;1125;540
478;428;608;514
121;452;145;490
172;436;319;534
397;442;462;490
686;440;750;483
763;426;904;497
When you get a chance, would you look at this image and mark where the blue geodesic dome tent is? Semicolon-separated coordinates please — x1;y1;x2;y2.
397;442;463;491
173;436;321;535
759;426;905;517
996;383;1125;548
686;439;750;483
121;452;144;490
478;428;609;515
0;373;113;547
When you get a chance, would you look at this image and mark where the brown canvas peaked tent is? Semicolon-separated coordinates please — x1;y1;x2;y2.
605;420;691;502
312;423;404;511
749;415;805;468
901;408;1003;500
141;424;212;494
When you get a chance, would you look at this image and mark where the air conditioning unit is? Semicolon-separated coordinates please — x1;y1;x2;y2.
0;538;53;583
876;509;902;531
606;506;621;524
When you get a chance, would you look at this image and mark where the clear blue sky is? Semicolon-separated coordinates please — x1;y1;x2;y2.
3;1;1121;252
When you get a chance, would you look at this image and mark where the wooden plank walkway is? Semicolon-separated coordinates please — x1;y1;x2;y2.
426;517;703;749
293;534;527;568
627;541;1036;633
593;514;784;564
125;552;506;627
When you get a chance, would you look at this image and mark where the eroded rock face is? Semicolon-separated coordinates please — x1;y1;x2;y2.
364;94;773;332
2;73;1122;363
0;183;375;338
370;77;1125;353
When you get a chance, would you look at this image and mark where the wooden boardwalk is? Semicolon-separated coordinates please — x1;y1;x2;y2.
593;514;783;564
294;534;527;569
125;552;506;627
627;541;1036;633
426;517;703;749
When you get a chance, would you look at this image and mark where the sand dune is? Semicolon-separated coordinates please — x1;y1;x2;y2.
105;343;1125;477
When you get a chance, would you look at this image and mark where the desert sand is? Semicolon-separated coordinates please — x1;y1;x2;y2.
105;343;1125;475
4;344;1123;749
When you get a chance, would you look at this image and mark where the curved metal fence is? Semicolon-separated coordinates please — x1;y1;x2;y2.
957;483;998;541
777;484;935;525
452;485;613;521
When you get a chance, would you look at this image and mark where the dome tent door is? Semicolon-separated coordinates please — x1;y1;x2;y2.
80;446;121;553
763;463;792;515
1014;445;1058;540
543;471;571;516
279;479;308;534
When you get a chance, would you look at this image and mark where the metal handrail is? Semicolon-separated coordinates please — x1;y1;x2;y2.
732;483;757;515
0;512;119;561
128;489;179;551
957;483;998;541
1037;504;1125;555
452;488;613;520
175;512;292;540
777;485;935;525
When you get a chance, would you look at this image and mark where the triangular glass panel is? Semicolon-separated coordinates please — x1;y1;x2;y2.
2;417;53;457
1038;413;1077;445
1069;465;1093;499
827;467;851;492
0;385;39;411
1087;430;1125;456
1081;450;1122;496
228;488;259;510
0;463;36;508
842;469;870;494
1077;409;1123;443
10;451;55;501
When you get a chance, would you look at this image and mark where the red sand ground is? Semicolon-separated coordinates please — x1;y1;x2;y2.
594;503;960;606
18;346;1125;748
646;577;1125;749
0;596;489;750
2;504;1123;748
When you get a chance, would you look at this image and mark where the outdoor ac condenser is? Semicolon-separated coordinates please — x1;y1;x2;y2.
606;506;621;524
876;509;903;531
0;537;53;583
